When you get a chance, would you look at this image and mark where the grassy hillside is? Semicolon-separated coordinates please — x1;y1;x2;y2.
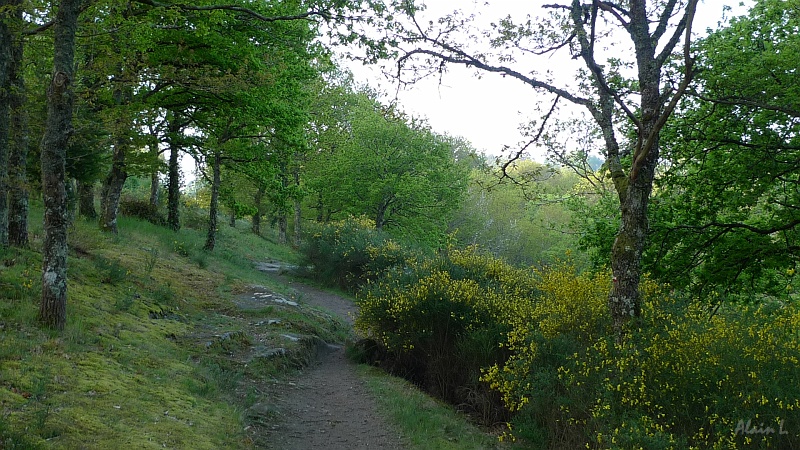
0;203;349;449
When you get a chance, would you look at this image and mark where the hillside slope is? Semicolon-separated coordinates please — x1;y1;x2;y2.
0;207;349;448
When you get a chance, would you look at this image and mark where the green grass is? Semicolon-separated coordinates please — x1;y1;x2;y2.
357;365;518;450
0;203;332;449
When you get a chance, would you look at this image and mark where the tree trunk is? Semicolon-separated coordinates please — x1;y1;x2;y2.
77;181;97;219
292;170;301;247
0;0;12;247
7;5;28;247
278;214;287;245
293;197;302;248
167;119;181;231
251;185;264;235
99;141;128;233
149;168;160;207
203;151;221;251
604;0;693;337
229;208;236;227
39;0;81;330
66;177;77;227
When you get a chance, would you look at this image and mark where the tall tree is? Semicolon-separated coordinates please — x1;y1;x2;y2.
306;91;468;244
39;0;81;330
388;0;699;335
4;0;28;246
0;0;14;246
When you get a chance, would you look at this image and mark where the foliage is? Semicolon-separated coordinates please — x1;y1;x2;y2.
119;196;166;226
304;85;469;247
299;216;423;291
349;235;800;447
483;277;800;448
650;0;800;302
452;160;590;268
356;246;540;423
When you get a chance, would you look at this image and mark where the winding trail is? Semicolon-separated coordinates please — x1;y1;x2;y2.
263;278;406;450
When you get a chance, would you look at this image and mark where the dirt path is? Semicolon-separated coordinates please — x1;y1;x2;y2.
261;276;406;450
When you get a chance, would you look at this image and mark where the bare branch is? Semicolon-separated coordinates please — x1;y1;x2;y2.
570;0;641;127
500;95;561;178
651;0;680;42
630;0;697;182
655;0;697;67
596;1;630;27
397;47;590;107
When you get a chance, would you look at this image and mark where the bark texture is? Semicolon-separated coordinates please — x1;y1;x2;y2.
7;1;28;247
167;119;181;231
77;181;96;219
203;151;221;251
0;0;12;246
99;141;128;233
40;0;81;330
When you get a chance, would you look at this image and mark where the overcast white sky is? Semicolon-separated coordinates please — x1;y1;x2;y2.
345;1;754;159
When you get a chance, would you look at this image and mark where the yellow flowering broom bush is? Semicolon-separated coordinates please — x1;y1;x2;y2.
356;246;539;423
488;275;800;449
347;236;800;448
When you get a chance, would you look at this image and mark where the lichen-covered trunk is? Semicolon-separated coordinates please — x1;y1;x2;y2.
167;127;181;231
203;151;221;251
0;0;11;246
99;142;128;233
608;8;663;336
39;0;80;330
78;181;96;219
7;8;28;247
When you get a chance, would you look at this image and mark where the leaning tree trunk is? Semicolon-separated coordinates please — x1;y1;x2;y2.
167;121;181;231
7;1;28;247
39;0;81;330
203;151;221;251
99;141;128;233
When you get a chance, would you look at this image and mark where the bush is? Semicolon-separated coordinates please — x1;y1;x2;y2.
299;216;421;291
357;242;800;447
356;246;539;423
488;277;800;449
119;197;166;226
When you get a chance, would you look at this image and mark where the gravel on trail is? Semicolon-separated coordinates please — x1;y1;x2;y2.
260;275;406;450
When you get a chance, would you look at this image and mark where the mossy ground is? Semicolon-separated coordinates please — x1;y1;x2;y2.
0;205;347;449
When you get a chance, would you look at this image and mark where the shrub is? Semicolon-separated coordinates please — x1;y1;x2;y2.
299;216;421;291
487;276;800;448
356;246;539;423
119;197;166;226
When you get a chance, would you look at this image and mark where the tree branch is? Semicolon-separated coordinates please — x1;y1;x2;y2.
130;0;331;22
